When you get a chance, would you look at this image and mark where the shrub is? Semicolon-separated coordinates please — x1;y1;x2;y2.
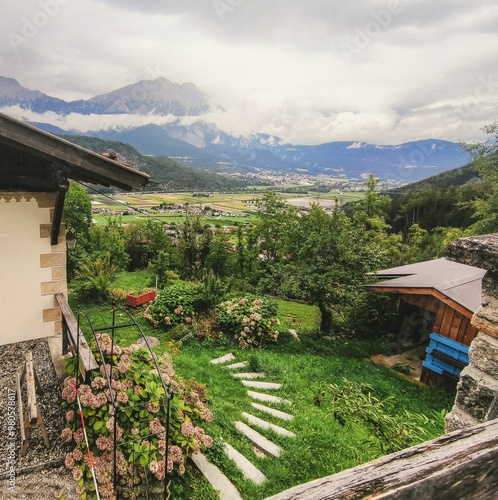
61;335;213;499
215;296;280;348
325;378;431;455
193;314;224;344
76;254;116;302
144;282;199;329
110;287;129;303
195;271;232;313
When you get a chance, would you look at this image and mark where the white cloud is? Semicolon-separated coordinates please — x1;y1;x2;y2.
0;0;497;144
0;106;179;132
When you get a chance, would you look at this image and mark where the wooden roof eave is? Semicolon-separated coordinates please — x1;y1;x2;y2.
365;285;475;319
0;114;149;191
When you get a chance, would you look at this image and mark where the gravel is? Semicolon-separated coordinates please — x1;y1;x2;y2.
0;338;78;499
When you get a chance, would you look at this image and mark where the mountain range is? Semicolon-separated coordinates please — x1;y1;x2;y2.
0;76;471;182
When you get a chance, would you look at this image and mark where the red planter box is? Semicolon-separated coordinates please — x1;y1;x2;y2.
126;290;156;307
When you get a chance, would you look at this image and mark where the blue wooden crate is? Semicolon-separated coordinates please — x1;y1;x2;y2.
423;353;463;378
423;333;469;378
427;333;469;363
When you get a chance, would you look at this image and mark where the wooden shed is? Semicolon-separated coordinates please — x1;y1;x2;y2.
0;112;149;347
366;258;486;386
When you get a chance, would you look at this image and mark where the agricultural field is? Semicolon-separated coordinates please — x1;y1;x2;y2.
90;190;365;226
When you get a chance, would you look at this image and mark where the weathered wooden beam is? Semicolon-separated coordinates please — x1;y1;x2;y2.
56;293;98;376
16;371;27;457
51;189;67;245
0;113;149;191
264;419;498;500
25;351;38;425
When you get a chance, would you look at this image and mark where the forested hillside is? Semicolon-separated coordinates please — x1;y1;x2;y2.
61;135;256;192
382;162;491;234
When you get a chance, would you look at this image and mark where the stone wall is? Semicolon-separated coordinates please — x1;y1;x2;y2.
445;233;498;431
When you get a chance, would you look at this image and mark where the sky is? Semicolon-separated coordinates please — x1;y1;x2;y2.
1;0;497;145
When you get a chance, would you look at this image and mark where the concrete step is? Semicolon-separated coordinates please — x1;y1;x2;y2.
232;372;266;379
210;353;236;364
191;452;243;500
241;380;281;390
226;361;248;370
242;412;296;438
251;402;294;421
223;442;267;485
235;421;282;458
247;390;292;405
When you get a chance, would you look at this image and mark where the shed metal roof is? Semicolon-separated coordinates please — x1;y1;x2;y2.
366;258;486;313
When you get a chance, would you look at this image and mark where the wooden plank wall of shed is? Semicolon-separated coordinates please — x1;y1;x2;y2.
401;294;478;345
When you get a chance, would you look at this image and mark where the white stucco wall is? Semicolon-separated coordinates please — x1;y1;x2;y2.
0;194;60;345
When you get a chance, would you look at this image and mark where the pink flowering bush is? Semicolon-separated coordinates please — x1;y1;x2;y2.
215;296;280;348
144;282;198;329
61;333;213;499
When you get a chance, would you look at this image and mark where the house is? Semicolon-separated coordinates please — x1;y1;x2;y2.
366;257;486;385
0;112;149;347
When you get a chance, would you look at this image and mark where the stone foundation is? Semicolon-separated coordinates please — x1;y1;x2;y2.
445;234;498;432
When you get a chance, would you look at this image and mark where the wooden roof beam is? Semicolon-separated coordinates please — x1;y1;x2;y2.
0;113;149;191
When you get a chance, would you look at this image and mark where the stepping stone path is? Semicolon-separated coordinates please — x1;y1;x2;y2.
232;372;266;379
226;361;247;369
247;391;292;405
251;402;294;421
235;421;282;457
241;380;282;389
210;353;236;364
191;452;243;500
190;353;296;498
242;412;296;438
223;442;267;485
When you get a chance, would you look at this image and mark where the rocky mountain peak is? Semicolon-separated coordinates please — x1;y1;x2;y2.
85;77;212;116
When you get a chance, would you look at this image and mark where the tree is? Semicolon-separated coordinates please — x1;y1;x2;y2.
460;121;498;233
284;204;386;333
64;182;92;236
125;220;171;271
252;191;298;264
88;218;129;271
64;182;93;280
245;188;398;334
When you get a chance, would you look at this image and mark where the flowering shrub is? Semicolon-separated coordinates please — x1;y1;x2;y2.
215;296;280;348
61;334;213;499
144;282;199;329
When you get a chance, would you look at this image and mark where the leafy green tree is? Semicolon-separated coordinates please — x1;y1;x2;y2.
64;182;93;280
285;204;387;333
88;218;129;271
125;220;172;270
252;191;298;264
176;215;235;280
204;231;235;277
460;121;498;233
147;250;180;289
176;215;205;278
64;182;92;236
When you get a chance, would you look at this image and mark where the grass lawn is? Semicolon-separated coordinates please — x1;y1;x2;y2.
173;337;451;499
70;277;453;500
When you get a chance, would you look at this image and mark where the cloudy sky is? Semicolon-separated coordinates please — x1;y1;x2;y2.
1;0;497;145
